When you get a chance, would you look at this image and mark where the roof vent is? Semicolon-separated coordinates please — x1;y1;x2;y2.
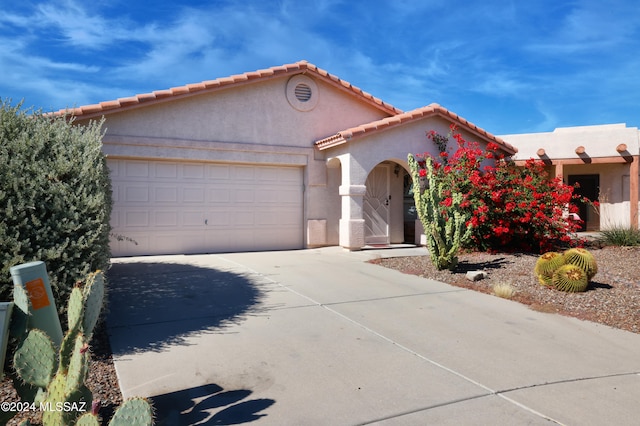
294;83;312;102
286;75;318;111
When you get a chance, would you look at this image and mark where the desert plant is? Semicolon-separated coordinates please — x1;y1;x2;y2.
599;226;640;246
552;264;589;293
0;101;112;314
534;252;565;286
493;283;516;299
408;153;472;270
418;128;586;253
9;271;153;425
563;248;598;280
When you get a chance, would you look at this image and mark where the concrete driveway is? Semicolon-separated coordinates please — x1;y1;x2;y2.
106;247;640;425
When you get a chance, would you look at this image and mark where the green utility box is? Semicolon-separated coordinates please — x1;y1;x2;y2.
10;261;63;348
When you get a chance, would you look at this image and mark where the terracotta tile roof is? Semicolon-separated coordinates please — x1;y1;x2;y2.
314;103;518;154
50;60;402;119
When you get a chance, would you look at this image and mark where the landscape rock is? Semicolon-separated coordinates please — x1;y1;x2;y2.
466;270;487;281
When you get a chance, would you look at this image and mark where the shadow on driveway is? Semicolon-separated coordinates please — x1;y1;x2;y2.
106;262;267;355
151;383;275;425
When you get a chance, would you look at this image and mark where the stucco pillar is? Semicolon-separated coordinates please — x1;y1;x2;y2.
630;156;639;229
339;184;366;250
555;162;564;181
335;153;367;251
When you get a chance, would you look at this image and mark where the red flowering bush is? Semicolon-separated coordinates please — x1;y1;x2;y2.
413;127;586;253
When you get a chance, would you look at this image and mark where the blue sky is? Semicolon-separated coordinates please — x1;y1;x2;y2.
1;0;639;134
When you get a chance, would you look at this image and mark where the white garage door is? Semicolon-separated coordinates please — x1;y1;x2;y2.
108;159;304;256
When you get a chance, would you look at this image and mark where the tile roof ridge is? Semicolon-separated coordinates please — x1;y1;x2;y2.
50;60;401;118
315;103;518;154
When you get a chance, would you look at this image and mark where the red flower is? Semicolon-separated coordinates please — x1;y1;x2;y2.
419;169;426;177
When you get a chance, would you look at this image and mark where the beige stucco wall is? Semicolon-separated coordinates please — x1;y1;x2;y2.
502;123;640;160
320;116;503;249
94;77;388;147
321;116;489;185
502;124;640;229
78;73;394;249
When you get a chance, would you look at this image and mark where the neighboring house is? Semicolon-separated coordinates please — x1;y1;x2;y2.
502;124;640;232
55;61;638;256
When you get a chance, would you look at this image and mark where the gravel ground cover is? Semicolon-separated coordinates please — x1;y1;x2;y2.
371;246;640;334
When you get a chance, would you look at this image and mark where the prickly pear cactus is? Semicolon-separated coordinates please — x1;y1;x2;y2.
82;271;104;340
67;286;85;332
65;334;89;393
13;329;56;388
75;413;101;426
109;397;154;426
10;270;154;426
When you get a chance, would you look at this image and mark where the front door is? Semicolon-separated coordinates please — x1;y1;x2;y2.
568;174;600;231
364;165;390;245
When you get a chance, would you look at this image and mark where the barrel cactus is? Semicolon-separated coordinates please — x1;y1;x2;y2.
552;264;589;293
534;252;565;286
563;248;598;280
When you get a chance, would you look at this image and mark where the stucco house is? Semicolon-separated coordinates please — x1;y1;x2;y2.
56;61;639;256
503;124;640;232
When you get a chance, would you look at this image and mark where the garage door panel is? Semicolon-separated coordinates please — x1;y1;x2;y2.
207;164;230;180
155;163;178;178
154;211;178;227
208;188;230;203
234;211;255;226
255;190;275;204
125;211;149;227
109;159;303;256
233;166;255;181
207;211;230;227
181;187;204;203
155;187;178;203
183;164;205;179
235;189;254;203
124;161;150;178
182;211;205;227
279;188;302;204
125;186;149;203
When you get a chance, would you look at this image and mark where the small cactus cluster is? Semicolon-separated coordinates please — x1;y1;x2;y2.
10;271;154;425
534;248;598;292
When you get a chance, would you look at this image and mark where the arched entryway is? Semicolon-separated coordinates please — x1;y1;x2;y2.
364;161;417;246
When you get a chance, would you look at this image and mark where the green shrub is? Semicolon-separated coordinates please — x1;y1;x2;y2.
0;101;112;315
599;226;640;247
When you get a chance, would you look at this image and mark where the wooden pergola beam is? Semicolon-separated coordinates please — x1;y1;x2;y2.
514;156;632;166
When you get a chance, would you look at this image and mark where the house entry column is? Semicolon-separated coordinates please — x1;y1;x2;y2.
336;153;367;250
339;184;366;250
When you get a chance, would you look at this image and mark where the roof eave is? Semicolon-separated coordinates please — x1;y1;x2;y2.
51;60;402;121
